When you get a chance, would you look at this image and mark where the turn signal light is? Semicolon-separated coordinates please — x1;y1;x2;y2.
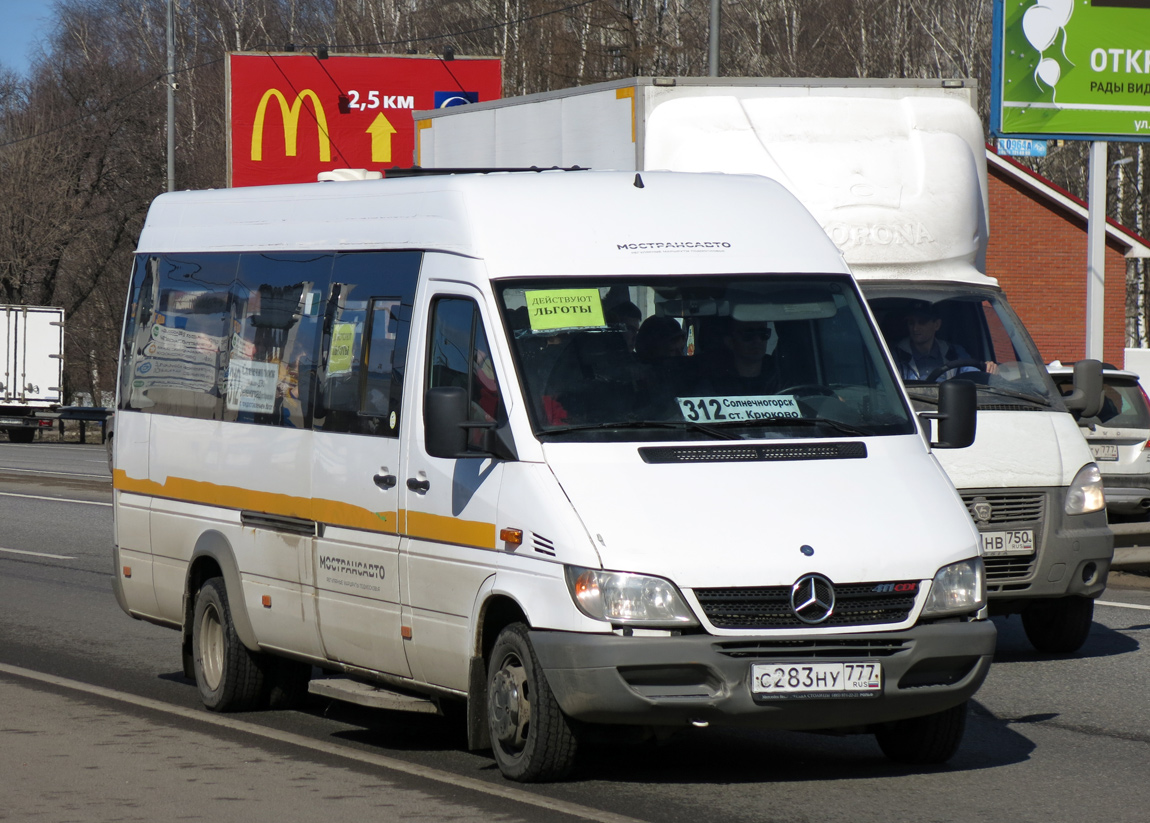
261;595;272;608
122;566;131;578
500;528;523;545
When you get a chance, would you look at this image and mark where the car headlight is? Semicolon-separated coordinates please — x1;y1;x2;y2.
1065;463;1105;515
922;558;985;618
565;566;698;627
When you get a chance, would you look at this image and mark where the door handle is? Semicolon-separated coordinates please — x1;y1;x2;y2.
373;473;397;490
406;478;430;493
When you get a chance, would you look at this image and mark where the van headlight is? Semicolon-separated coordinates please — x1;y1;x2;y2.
1065;463;1105;515
565;566;698;627
921;558;985;618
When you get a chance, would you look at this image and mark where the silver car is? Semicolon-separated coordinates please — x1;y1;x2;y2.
1050;365;1150;522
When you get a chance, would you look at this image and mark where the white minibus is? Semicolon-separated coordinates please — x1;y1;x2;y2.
112;170;993;782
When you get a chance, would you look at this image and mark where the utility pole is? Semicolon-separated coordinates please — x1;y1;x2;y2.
166;0;175;192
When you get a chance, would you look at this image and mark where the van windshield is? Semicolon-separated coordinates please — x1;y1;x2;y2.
864;285;1065;412
496;274;916;442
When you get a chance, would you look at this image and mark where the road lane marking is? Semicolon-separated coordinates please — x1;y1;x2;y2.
0;662;647;823
1096;600;1150;612
0;491;110;507
0;491;110;505
0;547;75;560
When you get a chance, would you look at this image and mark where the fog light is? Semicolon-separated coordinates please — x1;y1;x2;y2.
1082;562;1098;585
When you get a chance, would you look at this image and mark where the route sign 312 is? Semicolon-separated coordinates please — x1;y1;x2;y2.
228;53;502;187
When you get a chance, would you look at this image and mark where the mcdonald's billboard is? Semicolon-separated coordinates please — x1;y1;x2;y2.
228;53;502;187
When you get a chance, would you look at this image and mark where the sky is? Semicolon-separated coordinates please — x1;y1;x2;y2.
0;0;52;78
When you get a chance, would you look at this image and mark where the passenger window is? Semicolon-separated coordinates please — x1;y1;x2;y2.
427;298;504;447
121;253;238;419
227;253;332;429
315;252;419;436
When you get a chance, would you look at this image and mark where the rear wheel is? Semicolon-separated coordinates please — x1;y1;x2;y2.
6;427;35;444
1022;596;1094;654
486;623;578;782
192;577;265;711
875;701;967;765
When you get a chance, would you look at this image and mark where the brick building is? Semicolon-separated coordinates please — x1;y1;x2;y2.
986;150;1150;368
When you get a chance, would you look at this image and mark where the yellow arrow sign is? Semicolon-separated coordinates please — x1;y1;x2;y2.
367;113;397;163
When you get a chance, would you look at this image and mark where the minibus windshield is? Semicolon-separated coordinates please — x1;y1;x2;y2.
497;274;916;442
864;284;1065;412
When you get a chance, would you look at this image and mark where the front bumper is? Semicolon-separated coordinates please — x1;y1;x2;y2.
530;620;995;731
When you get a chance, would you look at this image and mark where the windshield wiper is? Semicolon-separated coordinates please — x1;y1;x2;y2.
542;420;741;440
974;384;1052;407
714;417;874;437
904;384;1051;408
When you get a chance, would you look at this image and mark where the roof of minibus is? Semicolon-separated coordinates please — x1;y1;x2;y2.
135;170;850;277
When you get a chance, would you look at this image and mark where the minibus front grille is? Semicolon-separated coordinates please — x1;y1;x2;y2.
694;583;917;630
714;638;908;659
639;442;866;464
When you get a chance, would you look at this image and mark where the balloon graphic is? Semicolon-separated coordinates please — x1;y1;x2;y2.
1021;0;1075;95
1022;5;1059;52
1044;0;1073;27
1036;58;1061;87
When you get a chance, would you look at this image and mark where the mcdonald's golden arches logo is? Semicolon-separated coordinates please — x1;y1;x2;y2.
251;88;331;162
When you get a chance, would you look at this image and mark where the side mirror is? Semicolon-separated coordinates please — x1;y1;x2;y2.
424;386;469;458
921;378;976;449
1061;359;1104;420
424;386;517;461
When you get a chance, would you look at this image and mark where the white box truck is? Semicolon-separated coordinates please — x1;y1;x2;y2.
1;304;64;443
416;78;1112;654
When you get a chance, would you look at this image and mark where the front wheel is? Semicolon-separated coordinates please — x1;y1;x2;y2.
1022;596;1094;654
192;577;266;712
874;701;967;765
486;623;577;782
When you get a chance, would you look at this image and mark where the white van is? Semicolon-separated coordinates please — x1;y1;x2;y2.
112;170;993;782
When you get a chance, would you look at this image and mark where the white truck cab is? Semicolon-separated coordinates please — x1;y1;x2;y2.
112;170;993;782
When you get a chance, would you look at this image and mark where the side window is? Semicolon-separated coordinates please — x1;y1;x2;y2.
427;297;505;447
120;253;238;419
226;253;332;429
315;252;420;436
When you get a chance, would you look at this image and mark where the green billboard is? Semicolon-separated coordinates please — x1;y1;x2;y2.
994;0;1150;139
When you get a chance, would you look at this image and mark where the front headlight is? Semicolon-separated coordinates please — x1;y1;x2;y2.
1065;463;1105;515
565;566;698;627
922;558;985;618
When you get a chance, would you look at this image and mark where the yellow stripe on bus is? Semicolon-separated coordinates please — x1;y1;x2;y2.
113;470;496;548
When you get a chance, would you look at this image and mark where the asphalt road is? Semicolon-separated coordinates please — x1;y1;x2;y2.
3;441;1150;823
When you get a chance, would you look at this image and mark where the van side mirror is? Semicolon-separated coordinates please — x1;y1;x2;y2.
920;378;976;449
1061;359;1104;420
424;386;518;461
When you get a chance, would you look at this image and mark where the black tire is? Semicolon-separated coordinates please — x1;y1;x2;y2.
1022;596;1094;654
6;428;35;444
192;577;266;712
875;701;967;765
486;623;578;782
264;658;312;710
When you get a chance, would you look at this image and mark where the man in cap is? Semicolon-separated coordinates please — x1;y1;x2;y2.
894;301;997;381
